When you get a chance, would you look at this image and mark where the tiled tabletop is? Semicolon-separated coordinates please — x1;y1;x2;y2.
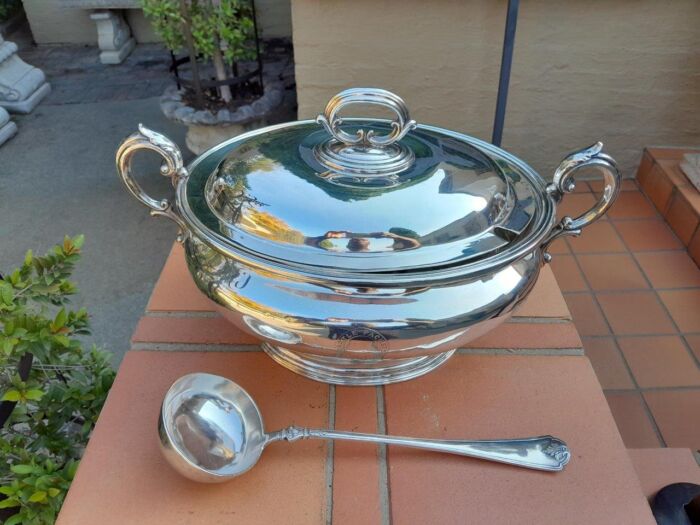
56;244;658;524
550;156;700;452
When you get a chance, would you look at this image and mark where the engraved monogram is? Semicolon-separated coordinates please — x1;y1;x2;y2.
333;327;389;357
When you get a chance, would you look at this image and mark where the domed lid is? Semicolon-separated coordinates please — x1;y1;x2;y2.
184;88;544;273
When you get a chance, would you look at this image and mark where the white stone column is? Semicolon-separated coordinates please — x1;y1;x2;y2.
0;33;51;114
89;9;136;65
0;107;18;147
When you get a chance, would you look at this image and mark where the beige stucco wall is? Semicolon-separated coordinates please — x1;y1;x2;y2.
256;0;292;39
292;0;700;177
22;0;292;45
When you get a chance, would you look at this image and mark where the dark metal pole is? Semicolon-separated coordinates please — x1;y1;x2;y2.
491;0;520;147
250;0;265;94
180;0;204;107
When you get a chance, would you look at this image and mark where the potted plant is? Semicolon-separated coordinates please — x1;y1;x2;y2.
0;236;115;524
142;0;286;154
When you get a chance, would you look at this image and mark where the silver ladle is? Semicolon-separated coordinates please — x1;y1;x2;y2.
158;373;571;482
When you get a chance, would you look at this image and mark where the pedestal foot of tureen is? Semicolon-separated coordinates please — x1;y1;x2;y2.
261;343;456;386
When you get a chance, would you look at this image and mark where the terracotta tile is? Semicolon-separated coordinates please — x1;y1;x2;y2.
634;150;655;188
646;147;695;161
466;322;581;349
644;389;700;448
557;192;598;220
577;254;649;291
608;191;657;220
664;191;700;245
614;219;683;252
597;291;675;335
657;159;690;188
628;448;700;501
689;228;700;267
635;169;653;198
333;387;381;525
550;255;587;292
659;289;700;332
582;337;634;390
679;184;700;216
685;334;700;362
548;238;570;254
132;316;259;345
591;178;638;193
635;251;700;289
147;243;217;313
385;355;654;524
640;164;674;214
605;393;661;448
568;221;625;254
564;293;610;336
57;351;329;525
618;336;700;388
572;180;591;193
514;265;570;318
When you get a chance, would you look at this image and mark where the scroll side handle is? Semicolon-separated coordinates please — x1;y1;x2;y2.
542;142;621;262
116;124;188;238
316;88;417;148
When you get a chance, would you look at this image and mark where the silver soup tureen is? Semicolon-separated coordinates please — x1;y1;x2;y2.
117;88;620;385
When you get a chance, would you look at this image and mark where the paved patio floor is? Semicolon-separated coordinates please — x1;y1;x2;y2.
0;69;184;363
0;44;186;363
550;180;700;452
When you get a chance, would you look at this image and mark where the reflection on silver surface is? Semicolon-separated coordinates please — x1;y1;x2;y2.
117;88;621;385
201;124;535;272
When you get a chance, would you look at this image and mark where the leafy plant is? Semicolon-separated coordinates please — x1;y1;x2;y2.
0;0;22;23
0;236;115;525
142;0;258;105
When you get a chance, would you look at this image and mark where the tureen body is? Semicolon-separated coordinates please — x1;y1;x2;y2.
183;234;542;384
117;88;620;385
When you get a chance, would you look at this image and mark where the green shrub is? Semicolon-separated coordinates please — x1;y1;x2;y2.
141;0;258;105
141;0;256;65
0;236;115;525
0;0;22;23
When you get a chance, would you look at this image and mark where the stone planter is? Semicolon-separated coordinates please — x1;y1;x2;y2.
0;107;18;147
159;81;285;155
0;34;51;114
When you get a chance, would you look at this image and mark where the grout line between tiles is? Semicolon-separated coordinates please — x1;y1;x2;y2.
133;342;589;354
583;332;700;339
563;285;700;294
605;385;700;394
144;311;219;318
325;385;335;525
131;342;261;352
607;215;700;372
376;386;392;525
565;229;667;446
455;348;583;356
568;247;688;256
507;317;571;324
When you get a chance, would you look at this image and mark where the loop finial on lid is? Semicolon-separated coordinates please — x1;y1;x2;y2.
314;88;417;179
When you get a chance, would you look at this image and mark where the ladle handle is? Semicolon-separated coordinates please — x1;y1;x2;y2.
269;427;570;472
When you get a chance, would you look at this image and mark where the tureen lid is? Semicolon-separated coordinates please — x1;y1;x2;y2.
185;88;549;273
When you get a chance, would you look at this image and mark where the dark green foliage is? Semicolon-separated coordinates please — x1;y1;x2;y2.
141;0;257;64
0;0;22;23
0;236;115;524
